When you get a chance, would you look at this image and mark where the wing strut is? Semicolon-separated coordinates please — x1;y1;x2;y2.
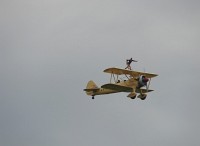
110;73;112;83
110;72;120;83
110;72;115;83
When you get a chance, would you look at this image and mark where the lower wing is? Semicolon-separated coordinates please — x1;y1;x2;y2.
101;84;133;92
135;88;154;93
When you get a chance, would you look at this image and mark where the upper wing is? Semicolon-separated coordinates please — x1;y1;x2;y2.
104;67;132;75
101;84;133;92
104;67;158;78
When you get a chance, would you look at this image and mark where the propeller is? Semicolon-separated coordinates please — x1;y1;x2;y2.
146;78;151;92
143;77;148;91
143;67;149;92
138;75;150;91
137;75;152;94
142;67;149;92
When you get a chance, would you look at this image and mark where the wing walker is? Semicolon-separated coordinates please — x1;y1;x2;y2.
84;59;158;100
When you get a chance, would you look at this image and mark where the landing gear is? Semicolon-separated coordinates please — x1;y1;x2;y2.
92;96;95;99
140;94;147;100
137;94;147;100
127;92;137;99
140;96;146;100
130;95;136;99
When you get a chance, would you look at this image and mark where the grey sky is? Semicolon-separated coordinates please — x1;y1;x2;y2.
1;0;200;146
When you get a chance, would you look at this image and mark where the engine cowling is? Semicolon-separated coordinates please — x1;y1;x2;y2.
138;75;149;88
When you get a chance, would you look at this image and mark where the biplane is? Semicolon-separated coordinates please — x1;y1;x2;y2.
84;67;158;100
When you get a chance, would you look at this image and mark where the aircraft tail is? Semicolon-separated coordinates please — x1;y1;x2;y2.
84;80;99;95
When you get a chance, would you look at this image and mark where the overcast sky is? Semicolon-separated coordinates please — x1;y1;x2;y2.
1;0;200;146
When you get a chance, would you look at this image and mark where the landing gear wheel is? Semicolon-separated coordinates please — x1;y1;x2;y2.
92;96;95;99
130;95;136;99
140;95;147;100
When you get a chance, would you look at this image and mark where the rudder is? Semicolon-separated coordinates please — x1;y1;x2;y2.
84;80;99;95
86;80;98;89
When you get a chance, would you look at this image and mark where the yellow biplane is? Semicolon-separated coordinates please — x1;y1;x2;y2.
84;67;158;100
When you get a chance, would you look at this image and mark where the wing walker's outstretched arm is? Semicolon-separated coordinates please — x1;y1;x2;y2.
125;58;137;70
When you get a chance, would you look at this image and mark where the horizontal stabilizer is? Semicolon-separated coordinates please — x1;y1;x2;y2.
83;88;99;92
84;80;99;96
101;84;133;92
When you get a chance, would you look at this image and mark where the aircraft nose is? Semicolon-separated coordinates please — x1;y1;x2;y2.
143;78;149;82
